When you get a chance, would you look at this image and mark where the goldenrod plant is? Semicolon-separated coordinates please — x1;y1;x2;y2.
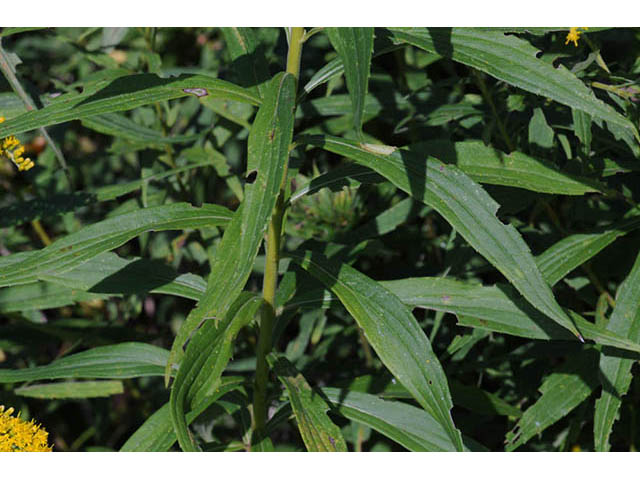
0;27;639;452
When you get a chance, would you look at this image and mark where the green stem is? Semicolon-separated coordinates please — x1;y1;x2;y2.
473;70;514;152
252;27;305;443
0;40;73;189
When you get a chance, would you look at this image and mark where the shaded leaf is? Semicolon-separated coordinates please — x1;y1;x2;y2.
269;354;347;451
594;249;640;451
166;72;296;381
299;134;581;339
322;388;481;452
0;163;213;228
505;350;599;451
536;213;640;286
170;293;263;451
120;376;245;452
0;74;260;137
0;203;231;288
221;27;270;99
290;250;463;451
410;139;603;195
81;113;206;145
384;28;638;142
286;277;640;353
326;28;374;136
0;281;106;313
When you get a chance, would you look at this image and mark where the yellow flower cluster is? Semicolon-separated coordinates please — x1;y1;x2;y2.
565;27;589;47
0;405;52;452
0;116;34;172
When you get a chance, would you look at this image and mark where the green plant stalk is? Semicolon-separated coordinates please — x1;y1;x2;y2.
473;70;515;152
252;27;305;440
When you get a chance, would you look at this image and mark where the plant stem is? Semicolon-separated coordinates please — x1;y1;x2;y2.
473;70;514;152
252;27;305;441
0;41;73;190
30;219;52;246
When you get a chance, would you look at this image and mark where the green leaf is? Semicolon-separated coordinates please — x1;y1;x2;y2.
0;74;260;137
15;380;124;399
389;278;640;352
287;277;640;353
338;374;521;418
0;343;170;383
169;293;263;451
221;27;270;99
0;281;106;313
0;27;47;38
120;376;245;452
594;249;640;451
572;108;592;157
321;388;479;452
303;44;404;96
0;162;213;228
326;28;374;136
505;350;599;451
43;252;206;301
299;134;582;340
166;72;296;382
268;355;347;451
528;107;555;149
409;140;603;195
536;213;640;286
289;250;463;451
290;163;384;203
81;113;206;145
384;28;639;143
0;203;231;288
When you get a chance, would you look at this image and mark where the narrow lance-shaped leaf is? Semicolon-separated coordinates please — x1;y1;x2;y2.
269;354;347;452
298;134;582;340
81;113;207;145
506;350;599;451
303;44;405;96
286;277;640;353
326;28;374;137
338;374;521;418
0;73;260;137
120;377;245;452
169;293;263;451
410;139;604;195
536;212;640;287
221;27;271;99
41;252;207;302
0;203;232;288
15;381;124;399
594;249;640;451
0;343;171;383
383;28;639;143
0;162;214;228
289;250;464;451
165;72;296;382
321;388;480;452
0;281;106;313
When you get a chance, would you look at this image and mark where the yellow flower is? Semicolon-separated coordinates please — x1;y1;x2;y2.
0;405;52;452
565;27;589;47
0;116;35;172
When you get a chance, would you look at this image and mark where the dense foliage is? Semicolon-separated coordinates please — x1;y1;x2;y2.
0;27;639;452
